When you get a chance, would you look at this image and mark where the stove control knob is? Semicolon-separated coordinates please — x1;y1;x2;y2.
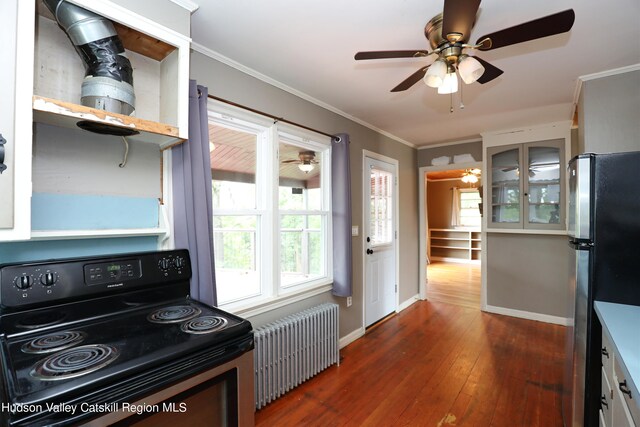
174;256;185;269
40;272;58;286
15;275;33;290
158;258;172;271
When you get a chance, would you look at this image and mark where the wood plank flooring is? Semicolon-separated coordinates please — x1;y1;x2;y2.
255;301;566;427
426;261;481;309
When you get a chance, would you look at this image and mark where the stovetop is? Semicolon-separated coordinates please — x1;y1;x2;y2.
1;297;251;406
0;250;254;425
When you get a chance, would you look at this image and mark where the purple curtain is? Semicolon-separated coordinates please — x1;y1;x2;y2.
172;80;217;306
331;133;352;297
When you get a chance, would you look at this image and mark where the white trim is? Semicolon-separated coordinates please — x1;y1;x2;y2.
397;294;420;313
484;304;570;326
191;43;416;149
168;0;199;13
481;120;572;147
486;228;568;236
418;161;483;302
578;64;640;82
339;327;365;349
417;138;482;150
30;228;168;241
362;150;400;329
226;284;333;319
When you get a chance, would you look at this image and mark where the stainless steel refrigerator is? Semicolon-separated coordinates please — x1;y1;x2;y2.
563;152;640;427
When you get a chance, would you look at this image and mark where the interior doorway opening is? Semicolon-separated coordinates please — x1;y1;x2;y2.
419;165;483;309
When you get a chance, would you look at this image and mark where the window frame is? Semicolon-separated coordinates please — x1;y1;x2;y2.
207;100;333;315
458;187;482;228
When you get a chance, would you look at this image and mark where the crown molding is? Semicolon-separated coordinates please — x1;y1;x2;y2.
191;42;416;149
169;0;199;13
417;137;482;150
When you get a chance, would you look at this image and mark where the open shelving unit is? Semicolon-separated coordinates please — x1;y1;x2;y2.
429;228;481;263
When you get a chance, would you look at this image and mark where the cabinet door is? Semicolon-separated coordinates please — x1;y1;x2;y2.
0;0;18;229
524;139;565;229
487;144;523;228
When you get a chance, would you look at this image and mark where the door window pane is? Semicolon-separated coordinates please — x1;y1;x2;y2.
528;146;561;224
369;169;393;245
491;148;520;223
213;215;260;304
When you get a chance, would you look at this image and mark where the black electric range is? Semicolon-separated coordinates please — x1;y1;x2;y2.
0;250;253;426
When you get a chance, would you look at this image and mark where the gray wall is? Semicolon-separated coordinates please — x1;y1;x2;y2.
579;70;640;154
418;141;482;167
190;51;419;338
486;234;569;317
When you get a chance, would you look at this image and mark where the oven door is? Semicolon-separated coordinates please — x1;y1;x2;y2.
86;349;254;427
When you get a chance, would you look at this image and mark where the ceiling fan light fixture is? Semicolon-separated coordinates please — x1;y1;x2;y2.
423;58;447;88
437;71;458;94
457;55;485;84
298;162;314;173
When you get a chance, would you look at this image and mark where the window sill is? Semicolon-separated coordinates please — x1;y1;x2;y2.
220;281;334;319
485;228;567;236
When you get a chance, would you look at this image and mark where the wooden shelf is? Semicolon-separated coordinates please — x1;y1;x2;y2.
31;228;168;241
33;96;184;149
429;229;481;263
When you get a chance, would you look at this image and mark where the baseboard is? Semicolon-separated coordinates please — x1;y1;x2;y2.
484;304;570;326
339;327;365;349
397;294;420;313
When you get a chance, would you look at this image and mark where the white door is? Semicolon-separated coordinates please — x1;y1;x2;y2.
364;156;397;327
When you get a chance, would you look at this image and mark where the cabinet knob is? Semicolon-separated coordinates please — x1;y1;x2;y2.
0;134;6;174
619;380;632;398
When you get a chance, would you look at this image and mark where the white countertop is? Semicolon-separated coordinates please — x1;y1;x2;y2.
594;301;640;400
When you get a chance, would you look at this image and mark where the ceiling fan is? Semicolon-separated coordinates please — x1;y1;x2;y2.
282;151;318;173
354;0;575;94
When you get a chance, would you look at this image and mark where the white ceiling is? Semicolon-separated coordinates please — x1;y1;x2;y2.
190;0;640;148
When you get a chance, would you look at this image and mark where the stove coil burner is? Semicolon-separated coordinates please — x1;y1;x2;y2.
21;331;87;354
147;305;202;324
180;316;228;335
31;344;119;381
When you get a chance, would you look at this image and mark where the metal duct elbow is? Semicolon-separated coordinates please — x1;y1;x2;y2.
43;0;135;116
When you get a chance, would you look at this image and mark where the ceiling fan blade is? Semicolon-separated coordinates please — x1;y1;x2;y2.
390;66;429;92
473;56;503;84
281;160;300;164
441;0;481;42
355;50;430;60
475;9;575;51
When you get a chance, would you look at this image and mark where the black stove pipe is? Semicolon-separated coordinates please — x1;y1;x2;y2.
43;0;135;116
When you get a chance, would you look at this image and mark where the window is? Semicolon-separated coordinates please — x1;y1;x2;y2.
208;102;332;310
458;188;481;227
369;168;393;245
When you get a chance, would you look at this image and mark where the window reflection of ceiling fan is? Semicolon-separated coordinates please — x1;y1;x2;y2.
354;0;575;93
282;151;318;173
500;162;559;176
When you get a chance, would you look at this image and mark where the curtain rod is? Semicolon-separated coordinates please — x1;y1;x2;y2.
206;94;337;140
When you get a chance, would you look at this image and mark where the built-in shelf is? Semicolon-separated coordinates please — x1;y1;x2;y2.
429;228;481;263
33;96;184;149
31;228;168;241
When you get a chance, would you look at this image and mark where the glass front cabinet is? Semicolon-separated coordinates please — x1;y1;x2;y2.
487;139;565;230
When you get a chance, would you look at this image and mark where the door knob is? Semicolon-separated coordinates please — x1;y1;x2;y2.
366;249;373;255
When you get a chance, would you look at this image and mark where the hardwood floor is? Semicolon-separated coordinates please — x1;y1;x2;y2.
426;261;481;309
255;301;566;427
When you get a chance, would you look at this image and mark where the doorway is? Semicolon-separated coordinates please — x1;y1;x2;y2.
363;152;398;327
418;163;483;309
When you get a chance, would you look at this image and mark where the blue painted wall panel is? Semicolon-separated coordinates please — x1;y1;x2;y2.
31;193;159;230
0;237;159;265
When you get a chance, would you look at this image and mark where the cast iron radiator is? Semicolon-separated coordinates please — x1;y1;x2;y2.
253;303;340;409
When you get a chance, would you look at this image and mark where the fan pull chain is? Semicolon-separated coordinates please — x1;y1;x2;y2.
459;73;465;110
450;91;454;113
